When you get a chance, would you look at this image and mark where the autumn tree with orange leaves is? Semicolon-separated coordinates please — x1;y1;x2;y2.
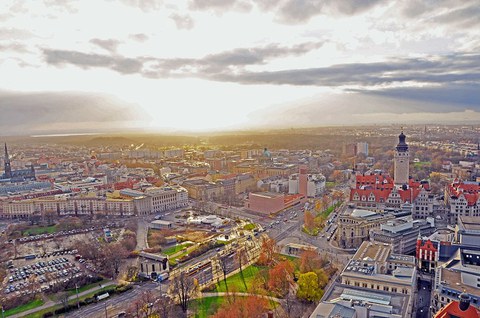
257;237;278;266
211;295;269;318
267;260;294;297
299;249;323;273
303;211;315;233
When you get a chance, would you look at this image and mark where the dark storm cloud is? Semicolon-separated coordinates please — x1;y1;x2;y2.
0;90;141;135
43;49;143;74
169;13;195;30
90;38;121;53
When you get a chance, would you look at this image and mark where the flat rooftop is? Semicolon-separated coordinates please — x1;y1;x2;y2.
440;267;480;297
353;241;391;262
459;216;480;231
324;284;410;317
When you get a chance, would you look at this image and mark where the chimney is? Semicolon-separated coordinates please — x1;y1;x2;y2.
459;292;471;311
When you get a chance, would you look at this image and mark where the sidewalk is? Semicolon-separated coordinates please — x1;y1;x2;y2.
9;281;116;318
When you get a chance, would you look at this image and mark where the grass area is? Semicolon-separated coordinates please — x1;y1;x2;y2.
212;265;264;293
318;201;342;219
66;279;109;296
325;181;337;189
4;299;44;317
414;161;431;168
162;242;193;256
190;296;225;318
22;225;58;236
24;286;117;318
243;223;256;231
302;226;319;236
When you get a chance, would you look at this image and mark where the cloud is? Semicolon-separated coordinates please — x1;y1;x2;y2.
42;41;323;76
90;38;121;53
0;90;145;135
129;33;149;42
247;86;480;128
169;13;195;30
189;0;382;23
41;46;480;95
0;28;34;40
432;3;480;28
43;49;143;74
120;0;163;11
189;0;251;12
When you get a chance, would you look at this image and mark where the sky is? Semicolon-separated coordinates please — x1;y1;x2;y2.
1;0;479;135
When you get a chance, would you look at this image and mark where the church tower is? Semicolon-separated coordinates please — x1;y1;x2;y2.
4;143;12;179
394;131;409;185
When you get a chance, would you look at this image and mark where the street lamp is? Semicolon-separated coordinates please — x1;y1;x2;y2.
1;304;5;318
75;284;80;309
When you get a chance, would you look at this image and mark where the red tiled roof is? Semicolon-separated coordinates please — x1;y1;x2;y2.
434;301;480;318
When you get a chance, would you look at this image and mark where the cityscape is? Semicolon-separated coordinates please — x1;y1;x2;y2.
1;1;480;318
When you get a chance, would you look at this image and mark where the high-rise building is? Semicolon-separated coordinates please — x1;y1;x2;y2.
356;142;369;156
394;131;409;185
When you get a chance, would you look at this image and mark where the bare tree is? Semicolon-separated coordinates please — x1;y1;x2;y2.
153;295;174;318
56;291;69;312
171;271;198;313
218;254;230;292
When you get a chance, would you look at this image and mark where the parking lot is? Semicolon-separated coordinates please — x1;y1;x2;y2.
3;250;86;300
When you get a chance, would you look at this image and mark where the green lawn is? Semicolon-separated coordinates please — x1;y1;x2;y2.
325;181;337;189
212;265;264;293
162;242;193;256
24;286;116;318
22;225;58;236
190;296;225;318
243;223;256;231
4;299;44;317
414;161;431;168
66;279;109;296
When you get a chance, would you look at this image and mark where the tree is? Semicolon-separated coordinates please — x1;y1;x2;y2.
211;295;268;318
296;272;323;302
102;242;128;278
257;237;277;266
56;291;70;312
171;271;198;313
303;211;315;233
299;250;322;273
153;295;174;318
218;254;231;292
267;261;294;297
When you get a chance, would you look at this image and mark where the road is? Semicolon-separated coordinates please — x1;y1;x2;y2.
66;282;164;318
416;279;432;318
8;281;116;318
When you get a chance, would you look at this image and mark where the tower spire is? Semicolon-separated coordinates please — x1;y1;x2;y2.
4;143;12;179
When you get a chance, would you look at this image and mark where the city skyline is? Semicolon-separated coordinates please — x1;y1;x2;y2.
1;0;479;135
